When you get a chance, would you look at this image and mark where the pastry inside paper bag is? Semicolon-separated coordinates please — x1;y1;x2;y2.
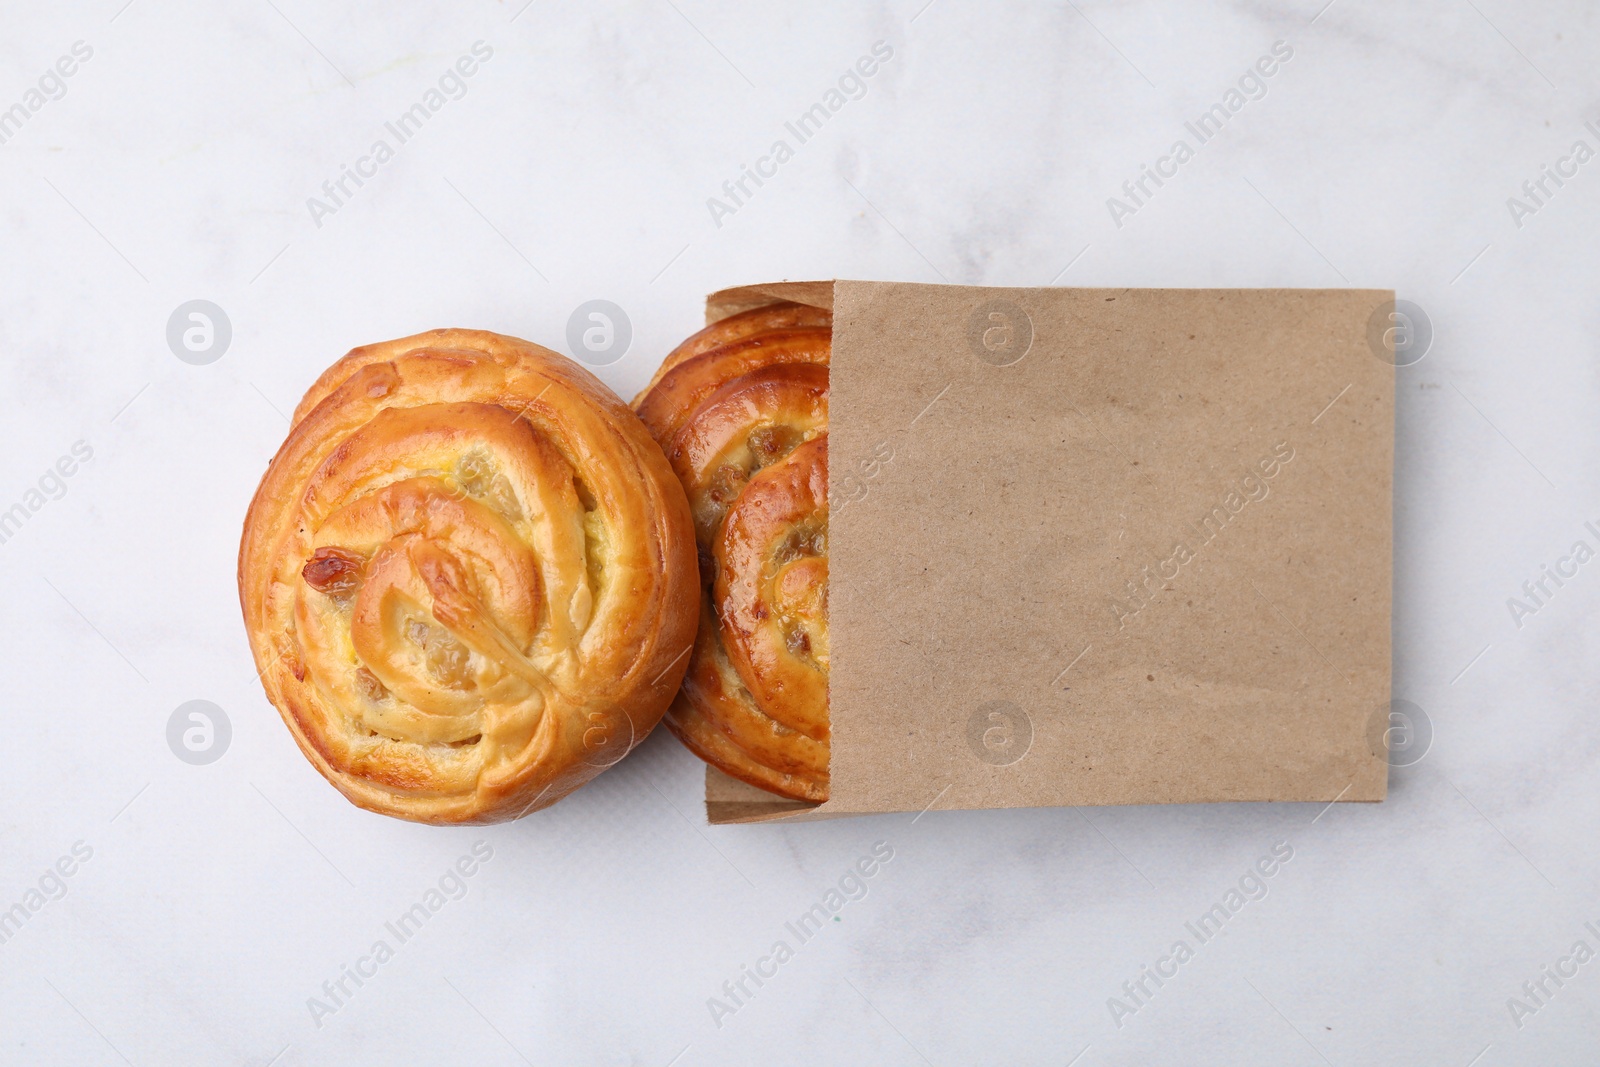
635;303;831;802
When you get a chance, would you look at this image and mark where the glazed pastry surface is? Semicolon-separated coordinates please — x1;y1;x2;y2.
636;304;832;802
239;329;698;823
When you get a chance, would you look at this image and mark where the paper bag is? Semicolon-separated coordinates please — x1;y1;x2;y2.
697;282;1393;824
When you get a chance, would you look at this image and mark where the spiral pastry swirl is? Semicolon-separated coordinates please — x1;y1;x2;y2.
636;303;832;802
239;329;698;824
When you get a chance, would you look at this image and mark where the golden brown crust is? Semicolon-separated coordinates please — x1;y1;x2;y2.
239;329;698;824
637;311;832;802
632;301;834;405
635;328;831;445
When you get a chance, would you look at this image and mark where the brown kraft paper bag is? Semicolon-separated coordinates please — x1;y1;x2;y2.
696;281;1394;824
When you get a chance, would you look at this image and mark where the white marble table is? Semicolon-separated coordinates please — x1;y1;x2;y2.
1;1;1596;1063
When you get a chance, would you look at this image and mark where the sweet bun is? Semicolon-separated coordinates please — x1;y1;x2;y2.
239;329;698;823
636;304;831;802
